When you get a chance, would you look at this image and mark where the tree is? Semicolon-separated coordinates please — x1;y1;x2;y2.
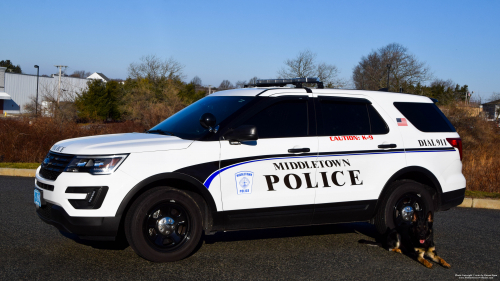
75;80;122;121
248;77;259;85
218;80;234;90
70;70;91;78
128;55;184;82
120;78;186;127
352;43;431;92
0;60;22;73
277;50;345;88
235;80;247;88
190;76;202;86
178;82;206;104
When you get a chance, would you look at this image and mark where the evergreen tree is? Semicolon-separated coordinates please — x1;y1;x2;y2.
0;60;22;73
75;80;122;121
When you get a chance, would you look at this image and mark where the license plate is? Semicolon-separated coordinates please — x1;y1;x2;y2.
34;189;42;208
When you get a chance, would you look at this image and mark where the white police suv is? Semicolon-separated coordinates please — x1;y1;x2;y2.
34;78;465;262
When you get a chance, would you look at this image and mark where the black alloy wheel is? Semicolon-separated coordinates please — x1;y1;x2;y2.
125;186;203;262
374;180;433;234
393;192;425;227
144;201;190;251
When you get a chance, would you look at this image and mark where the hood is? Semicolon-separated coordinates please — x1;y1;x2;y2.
50;133;194;155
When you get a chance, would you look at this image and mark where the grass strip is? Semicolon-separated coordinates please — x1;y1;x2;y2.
465;190;500;199
0;163;40;169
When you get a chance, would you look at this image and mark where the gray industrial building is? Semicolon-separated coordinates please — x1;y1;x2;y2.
0;67;90;115
482;99;500;121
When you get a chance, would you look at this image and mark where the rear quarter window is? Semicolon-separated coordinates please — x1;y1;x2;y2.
394;102;456;132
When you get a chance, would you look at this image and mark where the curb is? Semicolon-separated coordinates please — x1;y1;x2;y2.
458;197;500;210
1;168;499;210
0;168;37;177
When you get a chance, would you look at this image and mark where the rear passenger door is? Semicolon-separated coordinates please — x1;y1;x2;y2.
218;94;318;230
312;95;406;224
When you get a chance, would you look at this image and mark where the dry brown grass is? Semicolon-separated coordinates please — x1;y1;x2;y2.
0;117;145;163
441;103;500;193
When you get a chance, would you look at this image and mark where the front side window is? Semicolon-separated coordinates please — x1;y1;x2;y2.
150;96;255;139
238;99;308;138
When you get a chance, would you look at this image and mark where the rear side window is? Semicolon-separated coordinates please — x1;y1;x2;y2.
394;102;456;132
318;100;389;136
240;100;308;138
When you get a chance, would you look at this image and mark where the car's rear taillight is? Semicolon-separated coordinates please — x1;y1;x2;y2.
446;138;462;161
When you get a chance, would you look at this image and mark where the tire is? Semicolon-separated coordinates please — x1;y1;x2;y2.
374;180;433;234
124;186;203;262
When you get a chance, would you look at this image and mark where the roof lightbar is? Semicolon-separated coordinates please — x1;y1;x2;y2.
244;77;324;89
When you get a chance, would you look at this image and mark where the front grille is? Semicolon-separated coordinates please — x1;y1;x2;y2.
36;180;54;191
36;202;54;221
39;152;73;181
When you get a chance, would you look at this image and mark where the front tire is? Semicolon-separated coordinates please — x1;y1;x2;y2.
374;181;433;234
125;186;203;262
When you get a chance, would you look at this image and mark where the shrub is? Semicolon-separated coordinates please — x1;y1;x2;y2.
441;103;500;193
0;117;145;163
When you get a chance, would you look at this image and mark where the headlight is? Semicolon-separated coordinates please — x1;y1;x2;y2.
64;154;128;175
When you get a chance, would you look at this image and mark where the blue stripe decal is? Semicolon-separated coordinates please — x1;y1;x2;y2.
203;149;455;189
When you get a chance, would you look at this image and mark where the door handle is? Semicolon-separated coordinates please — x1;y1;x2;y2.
288;148;310;153
378;144;397;149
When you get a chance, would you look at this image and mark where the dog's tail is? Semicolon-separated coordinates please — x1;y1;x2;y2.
358;239;382;247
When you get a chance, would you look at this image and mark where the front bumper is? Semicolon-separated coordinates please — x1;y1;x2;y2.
36;202;121;240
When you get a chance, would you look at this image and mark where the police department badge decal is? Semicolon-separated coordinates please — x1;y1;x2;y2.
235;171;253;194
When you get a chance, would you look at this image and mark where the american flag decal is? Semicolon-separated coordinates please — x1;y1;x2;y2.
397;118;408;126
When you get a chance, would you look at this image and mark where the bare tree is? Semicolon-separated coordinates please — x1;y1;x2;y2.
128;55;184;82
218;80;234;90
190;76;202;86
70;70;91;78
235;80;247;88
248;76;259;85
278;50;345;88
278;50;317;79
352;43;432;92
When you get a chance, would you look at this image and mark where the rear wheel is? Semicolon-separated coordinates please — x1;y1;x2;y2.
125;186;203;262
374;181;433;234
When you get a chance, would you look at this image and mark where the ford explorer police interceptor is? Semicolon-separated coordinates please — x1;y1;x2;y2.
34;78;465;262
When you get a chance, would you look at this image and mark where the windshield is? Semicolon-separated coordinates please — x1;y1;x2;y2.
148;96;255;139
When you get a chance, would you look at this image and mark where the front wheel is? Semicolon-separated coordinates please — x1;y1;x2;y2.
374;181;433;234
125;187;203;262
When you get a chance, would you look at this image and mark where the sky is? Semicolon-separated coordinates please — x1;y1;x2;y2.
2;0;499;101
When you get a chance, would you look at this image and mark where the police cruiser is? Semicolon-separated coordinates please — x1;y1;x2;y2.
34;78;465;262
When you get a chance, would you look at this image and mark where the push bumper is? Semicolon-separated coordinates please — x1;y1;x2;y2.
36;202;121;241
439;187;466;211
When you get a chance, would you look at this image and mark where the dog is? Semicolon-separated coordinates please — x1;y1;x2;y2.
359;211;451;269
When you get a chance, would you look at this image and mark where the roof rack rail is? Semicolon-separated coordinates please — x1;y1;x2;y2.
244;77;324;89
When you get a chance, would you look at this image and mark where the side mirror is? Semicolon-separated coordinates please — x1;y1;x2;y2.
200;113;216;130
224;125;258;142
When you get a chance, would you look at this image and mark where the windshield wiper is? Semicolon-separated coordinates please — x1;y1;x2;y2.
146;129;175;136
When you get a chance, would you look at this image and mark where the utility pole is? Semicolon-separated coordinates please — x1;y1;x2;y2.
54;65;67;106
34;65;39;116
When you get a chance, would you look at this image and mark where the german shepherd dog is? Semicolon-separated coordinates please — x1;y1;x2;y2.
360;211;451;269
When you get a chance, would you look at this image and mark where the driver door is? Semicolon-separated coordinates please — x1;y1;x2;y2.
218;94;318;230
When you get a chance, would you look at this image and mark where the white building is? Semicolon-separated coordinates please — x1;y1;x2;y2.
0;67;109;115
87;72;110;82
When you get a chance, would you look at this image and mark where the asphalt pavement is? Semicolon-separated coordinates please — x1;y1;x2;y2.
1;176;499;280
